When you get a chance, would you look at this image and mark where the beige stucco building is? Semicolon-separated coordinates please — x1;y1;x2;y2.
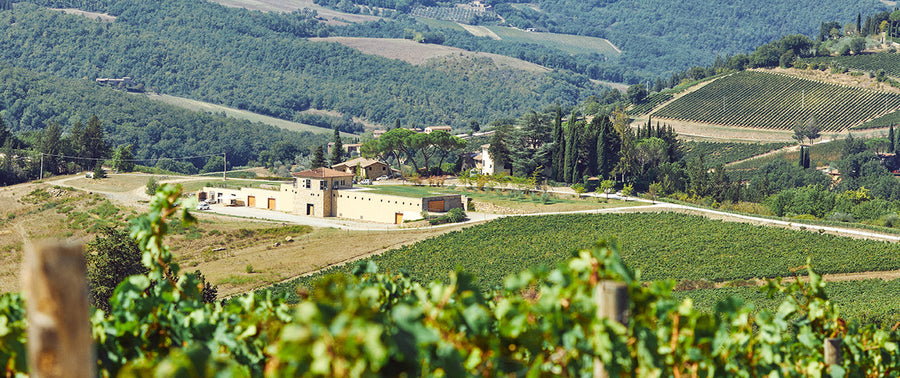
200;167;463;224
331;157;393;180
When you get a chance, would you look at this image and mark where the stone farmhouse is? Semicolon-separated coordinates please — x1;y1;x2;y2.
199;167;463;224
331;157;394;180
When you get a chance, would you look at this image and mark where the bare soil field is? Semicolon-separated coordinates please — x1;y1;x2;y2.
49;8;116;22
309;37;549;72
456;24;501;40
209;0;381;25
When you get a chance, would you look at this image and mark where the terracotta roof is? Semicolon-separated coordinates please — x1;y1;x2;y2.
332;157;386;169
292;167;354;178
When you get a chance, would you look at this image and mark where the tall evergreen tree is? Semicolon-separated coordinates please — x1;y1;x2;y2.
888;123;900;154
563;113;577;183
311;145;326;168
330;125;343;166
551;106;564;182
857;13;862;35
83;115;109;170
596;115;620;179
41;121;62;175
0;115;8;148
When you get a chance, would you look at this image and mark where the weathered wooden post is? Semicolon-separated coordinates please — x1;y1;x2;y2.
824;338;843;366
21;241;94;378
594;281;629;378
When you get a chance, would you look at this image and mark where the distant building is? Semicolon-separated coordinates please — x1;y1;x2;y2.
331;157;392;179
200;167;463;224
480;144;512;175
424;126;452;133
327;142;362;156
373;129;387;139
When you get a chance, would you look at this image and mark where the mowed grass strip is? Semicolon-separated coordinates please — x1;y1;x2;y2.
483;26;621;56
654;71;900;131
281;212;900;291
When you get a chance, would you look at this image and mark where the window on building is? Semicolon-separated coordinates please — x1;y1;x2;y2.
305;179;311;189
320;180;327;190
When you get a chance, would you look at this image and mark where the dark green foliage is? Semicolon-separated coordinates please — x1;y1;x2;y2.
0;2;604;130
85;227;148;313
680;141;790;167
596;115;619;179
92;162;107;179
0;63;328;169
111;144;134;173
330;125;343;166
551;106;564;182
145;176;158;196
310;145;326;169
40;121;62;175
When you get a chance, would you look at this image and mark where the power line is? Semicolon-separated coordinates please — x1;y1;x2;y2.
1;147;222;163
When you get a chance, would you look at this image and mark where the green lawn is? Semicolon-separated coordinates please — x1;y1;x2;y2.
483;26;621;56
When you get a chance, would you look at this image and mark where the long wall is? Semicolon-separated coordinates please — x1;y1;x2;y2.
202;184;293;212
334;190;426;224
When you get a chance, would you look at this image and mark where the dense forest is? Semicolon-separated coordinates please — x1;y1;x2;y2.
309;0;887;79
0;63;331;185
0;1;607;130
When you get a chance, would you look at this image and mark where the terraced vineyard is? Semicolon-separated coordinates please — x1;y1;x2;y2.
681;141;791;167
806;52;900;78
653;71;900;131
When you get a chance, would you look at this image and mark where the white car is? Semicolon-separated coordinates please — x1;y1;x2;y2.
196;202;210;210
359;179;372;185
376;175;389;181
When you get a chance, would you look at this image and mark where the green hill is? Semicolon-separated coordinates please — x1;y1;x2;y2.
652;71;900;131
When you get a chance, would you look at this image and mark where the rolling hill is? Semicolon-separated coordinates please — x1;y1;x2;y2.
651;71;900;132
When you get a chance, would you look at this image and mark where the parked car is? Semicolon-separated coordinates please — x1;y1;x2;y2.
376;175;389;181
196;202;210;210
359;179;372;185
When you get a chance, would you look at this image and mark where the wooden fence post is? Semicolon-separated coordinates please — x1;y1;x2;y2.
594;281;629;378
21;241;94;378
824;338;842;366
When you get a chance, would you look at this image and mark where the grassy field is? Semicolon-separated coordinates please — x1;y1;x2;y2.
654;71;900;131
365;184;641;213
483;26;620;56
728;139;845;170
681;141;791;167
311;37;548;72
142;93;356;137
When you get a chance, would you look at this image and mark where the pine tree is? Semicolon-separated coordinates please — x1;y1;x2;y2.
83;115;109;170
551;106;565;182
330;125;343;166
41;121;62;175
311;145;326;168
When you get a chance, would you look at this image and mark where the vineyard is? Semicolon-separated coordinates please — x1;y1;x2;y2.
856;109;900;129
409;6;495;24
681;141;791;167
806;52;900;78
267;212;900;300
4;185;900;375
653;71;900;131
675;278;900;326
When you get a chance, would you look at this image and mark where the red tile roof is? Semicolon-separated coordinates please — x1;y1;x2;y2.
292;167;354;178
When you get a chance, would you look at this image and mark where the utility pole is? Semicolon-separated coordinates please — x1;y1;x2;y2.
39;153;43;181
223;152;227;181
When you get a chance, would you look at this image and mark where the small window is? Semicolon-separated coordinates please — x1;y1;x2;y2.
305;179;311;189
320;180;327;190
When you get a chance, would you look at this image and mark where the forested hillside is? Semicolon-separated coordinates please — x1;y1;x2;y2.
0;63;329;167
0;1;606;130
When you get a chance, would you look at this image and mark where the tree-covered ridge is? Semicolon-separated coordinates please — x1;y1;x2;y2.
0;62;328;167
0;1;605;129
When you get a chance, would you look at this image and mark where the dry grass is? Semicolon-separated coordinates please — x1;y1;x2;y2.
309;37;549;72
49;8;116;22
142;93;356;137
208;0;382;25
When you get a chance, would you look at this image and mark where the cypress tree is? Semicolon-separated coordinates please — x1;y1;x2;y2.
551;106;565;181
857;13;862;35
597;115;620;179
564;113;577;183
893;124;898;154
330;125;343;166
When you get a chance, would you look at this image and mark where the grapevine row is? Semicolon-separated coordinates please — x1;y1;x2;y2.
653;71;900;131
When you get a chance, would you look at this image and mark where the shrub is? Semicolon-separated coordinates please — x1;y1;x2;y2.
145;177;159;196
826;212;855;223
447;208;466;223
